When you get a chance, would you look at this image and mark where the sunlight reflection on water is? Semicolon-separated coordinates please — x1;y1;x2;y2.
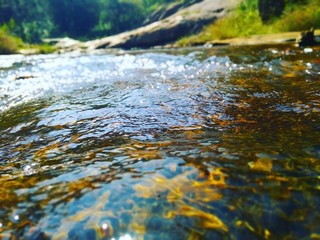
0;52;237;113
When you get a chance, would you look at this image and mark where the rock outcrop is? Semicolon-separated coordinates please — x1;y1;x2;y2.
143;0;203;26
82;0;241;50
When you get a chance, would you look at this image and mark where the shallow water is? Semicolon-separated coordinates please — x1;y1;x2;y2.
0;44;319;239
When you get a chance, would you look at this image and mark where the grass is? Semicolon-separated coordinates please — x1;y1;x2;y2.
274;0;320;32
26;43;57;54
177;0;320;46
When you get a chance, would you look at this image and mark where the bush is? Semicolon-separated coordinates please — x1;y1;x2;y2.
274;0;320;31
0;26;23;54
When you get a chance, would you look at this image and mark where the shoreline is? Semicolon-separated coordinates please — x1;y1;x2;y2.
174;30;320;48
14;29;320;55
213;30;320;46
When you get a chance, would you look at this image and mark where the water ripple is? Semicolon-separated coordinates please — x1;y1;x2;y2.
0;45;320;239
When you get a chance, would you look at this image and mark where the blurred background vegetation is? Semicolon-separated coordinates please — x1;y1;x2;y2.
0;0;319;53
0;0;179;53
0;0;177;43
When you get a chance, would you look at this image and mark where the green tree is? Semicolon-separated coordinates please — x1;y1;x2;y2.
0;0;187;42
0;0;13;24
0;0;52;42
106;0;144;33
258;0;285;23
49;0;99;39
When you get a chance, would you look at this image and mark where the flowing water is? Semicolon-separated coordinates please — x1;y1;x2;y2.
0;44;319;239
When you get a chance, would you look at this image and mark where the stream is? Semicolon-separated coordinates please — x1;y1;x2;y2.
0;44;320;239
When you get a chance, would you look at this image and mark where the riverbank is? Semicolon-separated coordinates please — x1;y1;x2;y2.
3;28;316;56
40;30;320;55
175;30;320;47
2;0;320;55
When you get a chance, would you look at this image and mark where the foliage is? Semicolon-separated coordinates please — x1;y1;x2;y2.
0;24;23;54
0;0;53;43
274;0;320;31
177;0;320;46
92;0;145;37
49;0;100;39
28;43;57;54
0;0;181;43
258;0;285;23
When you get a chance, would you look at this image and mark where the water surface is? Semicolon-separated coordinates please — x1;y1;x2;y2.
0;44;320;239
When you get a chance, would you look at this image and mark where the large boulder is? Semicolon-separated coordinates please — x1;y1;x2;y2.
83;0;241;50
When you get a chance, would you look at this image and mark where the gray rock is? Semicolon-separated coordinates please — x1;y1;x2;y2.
82;0;241;50
43;37;80;49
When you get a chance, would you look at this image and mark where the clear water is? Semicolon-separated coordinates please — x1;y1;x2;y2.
0;44;319;239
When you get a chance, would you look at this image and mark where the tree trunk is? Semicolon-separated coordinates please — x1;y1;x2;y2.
258;0;285;23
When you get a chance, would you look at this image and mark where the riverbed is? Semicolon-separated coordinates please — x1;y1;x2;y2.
0;44;319;239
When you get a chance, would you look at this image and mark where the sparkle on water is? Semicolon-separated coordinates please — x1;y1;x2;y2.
0;44;320;239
